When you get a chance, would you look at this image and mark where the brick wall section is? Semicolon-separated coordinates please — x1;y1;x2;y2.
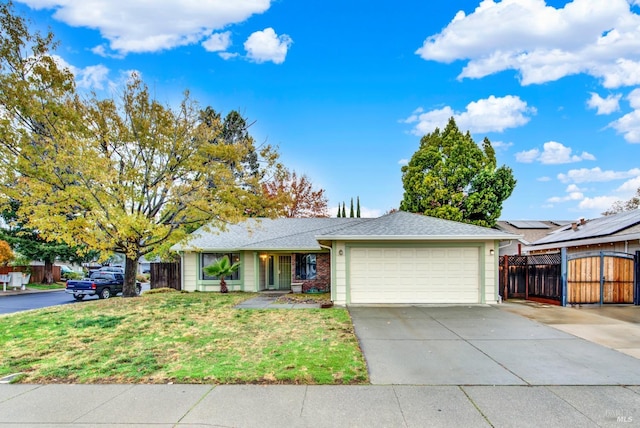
291;253;331;293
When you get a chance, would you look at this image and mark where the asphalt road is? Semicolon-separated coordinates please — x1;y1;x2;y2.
0;283;151;315
0;290;76;315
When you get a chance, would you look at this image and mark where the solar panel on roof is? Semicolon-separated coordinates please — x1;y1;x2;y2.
508;221;551;229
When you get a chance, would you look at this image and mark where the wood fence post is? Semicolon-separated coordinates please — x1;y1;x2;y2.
503;255;509;301
635;251;640;306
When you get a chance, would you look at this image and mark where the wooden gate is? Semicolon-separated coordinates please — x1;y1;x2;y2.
150;262;181;290
567;252;634;304
499;254;562;304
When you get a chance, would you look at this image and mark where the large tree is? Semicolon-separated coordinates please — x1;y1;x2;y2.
400;117;516;227
0;4;280;296
262;169;329;218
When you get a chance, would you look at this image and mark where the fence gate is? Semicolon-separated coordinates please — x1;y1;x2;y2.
499;254;562;304
567;252;635;304
150;262;181;291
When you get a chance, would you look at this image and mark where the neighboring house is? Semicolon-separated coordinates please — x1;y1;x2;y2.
526;210;640;255
495;220;571;255
171;211;518;306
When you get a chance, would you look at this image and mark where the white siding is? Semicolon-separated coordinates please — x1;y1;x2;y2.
349;246;481;304
183;252;198;291
242;251;257;292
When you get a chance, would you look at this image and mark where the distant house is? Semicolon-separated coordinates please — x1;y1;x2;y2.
495;220;570;255
171;211;517;305
525;210;640;255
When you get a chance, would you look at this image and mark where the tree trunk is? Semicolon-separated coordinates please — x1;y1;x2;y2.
123;256;139;298
220;277;228;293
43;260;54;284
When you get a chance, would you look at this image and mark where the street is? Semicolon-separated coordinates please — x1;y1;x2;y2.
0;290;76;315
0;283;151;315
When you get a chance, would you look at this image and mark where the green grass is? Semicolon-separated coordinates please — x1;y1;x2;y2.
0;292;368;385
26;283;66;290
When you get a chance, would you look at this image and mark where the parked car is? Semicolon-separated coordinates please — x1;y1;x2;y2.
65;271;141;300
97;266;125;274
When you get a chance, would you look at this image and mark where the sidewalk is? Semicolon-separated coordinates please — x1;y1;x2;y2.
0;383;637;427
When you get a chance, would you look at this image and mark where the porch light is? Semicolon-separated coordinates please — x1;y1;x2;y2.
489;249;495;255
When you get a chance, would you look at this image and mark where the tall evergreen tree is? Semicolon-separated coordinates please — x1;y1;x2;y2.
400;117;516;227
337;205;341;217
341;202;346;218
349;198;354;217
356;196;361;218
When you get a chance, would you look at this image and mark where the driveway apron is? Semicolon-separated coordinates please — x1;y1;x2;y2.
349;305;640;385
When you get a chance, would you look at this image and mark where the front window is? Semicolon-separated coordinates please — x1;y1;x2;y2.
201;253;240;281
295;254;317;280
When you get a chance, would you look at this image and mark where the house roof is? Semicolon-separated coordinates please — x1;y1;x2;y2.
172;217;369;251
527;209;640;250
495;220;570;245
317;211;518;241
172;211;518;252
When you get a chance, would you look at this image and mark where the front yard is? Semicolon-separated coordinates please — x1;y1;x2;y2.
0;291;368;384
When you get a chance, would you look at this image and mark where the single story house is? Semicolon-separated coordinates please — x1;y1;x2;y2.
495;220;571;256
526;209;640;255
171;211;519;306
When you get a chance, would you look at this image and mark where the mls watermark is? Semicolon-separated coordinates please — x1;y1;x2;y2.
606;409;633;423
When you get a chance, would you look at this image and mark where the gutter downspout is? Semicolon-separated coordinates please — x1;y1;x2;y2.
319;243;333;301
179;251;185;291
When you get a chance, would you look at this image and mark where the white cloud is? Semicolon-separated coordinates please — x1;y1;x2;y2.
18;0;272;55
587;92;621;114
537;176;552;182
616;176;640;192
202;32;232;52
547;192;584;203
398;159;409;166
515;141;595;164
608;89;640;142
558;167;640;183
415;0;640;88
491;141;513;150
50;55;110;90
244;28;292;64
578;196;620;210
404;95;535;136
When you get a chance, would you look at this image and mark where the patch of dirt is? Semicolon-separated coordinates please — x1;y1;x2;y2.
275;293;331;304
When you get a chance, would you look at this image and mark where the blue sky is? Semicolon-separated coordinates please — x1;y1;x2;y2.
14;0;640;220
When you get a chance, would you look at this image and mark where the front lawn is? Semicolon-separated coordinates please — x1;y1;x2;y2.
0;292;368;384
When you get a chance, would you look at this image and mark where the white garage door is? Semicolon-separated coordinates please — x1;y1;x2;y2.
349;247;480;304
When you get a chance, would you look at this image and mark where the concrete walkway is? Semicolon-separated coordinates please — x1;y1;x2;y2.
0;383;638;427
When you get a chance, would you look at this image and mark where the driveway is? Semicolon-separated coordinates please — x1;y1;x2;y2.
349;305;640;385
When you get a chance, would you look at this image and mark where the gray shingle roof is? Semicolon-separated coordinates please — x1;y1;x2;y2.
317;211;518;240
172;218;369;251
172;212;518;252
531;209;640;246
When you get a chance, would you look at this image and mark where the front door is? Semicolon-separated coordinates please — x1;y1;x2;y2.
259;255;292;290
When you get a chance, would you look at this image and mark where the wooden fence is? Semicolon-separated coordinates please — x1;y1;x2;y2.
500;250;639;306
150;262;181;290
0;266;61;283
499;253;562;305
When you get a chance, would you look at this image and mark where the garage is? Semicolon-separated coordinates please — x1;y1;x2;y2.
349;246;480;304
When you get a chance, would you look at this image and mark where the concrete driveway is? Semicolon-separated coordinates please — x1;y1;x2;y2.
349;305;640;385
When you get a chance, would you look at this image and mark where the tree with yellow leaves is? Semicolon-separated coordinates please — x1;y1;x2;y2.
0;3;280;296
